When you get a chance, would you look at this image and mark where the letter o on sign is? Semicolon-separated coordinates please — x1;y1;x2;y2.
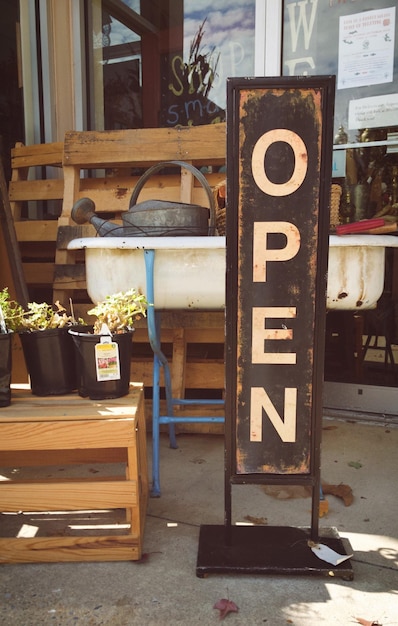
251;129;308;197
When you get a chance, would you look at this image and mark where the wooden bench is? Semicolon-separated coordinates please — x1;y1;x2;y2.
0;384;147;563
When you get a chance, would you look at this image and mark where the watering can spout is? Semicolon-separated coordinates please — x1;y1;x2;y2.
71;198;118;236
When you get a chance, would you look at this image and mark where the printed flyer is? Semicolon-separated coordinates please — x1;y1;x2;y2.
338;7;395;90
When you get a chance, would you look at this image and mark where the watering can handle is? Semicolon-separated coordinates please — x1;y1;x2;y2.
129;160;217;236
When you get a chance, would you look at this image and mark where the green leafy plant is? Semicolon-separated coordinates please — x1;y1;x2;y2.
17;300;82;332
0;289;82;332
88;288;148;334
0;288;25;332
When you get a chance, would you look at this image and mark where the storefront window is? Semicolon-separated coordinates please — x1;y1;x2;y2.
86;0;255;130
283;1;398;391
283;1;397;141
86;0;142;129
283;2;398;220
161;0;255;126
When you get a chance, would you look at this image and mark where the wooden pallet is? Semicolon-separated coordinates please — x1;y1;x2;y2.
0;384;148;563
8;141;64;302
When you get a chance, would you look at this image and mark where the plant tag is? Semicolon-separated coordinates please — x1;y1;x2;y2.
95;340;121;381
310;542;353;565
0;305;7;333
99;323;112;336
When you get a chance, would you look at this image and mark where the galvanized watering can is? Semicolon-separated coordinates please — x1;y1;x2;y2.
71;160;216;237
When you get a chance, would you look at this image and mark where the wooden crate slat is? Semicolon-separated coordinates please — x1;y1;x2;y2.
22;262;54;285
0;479;137;512
0;448;127;467
63;124;226;168
11;141;63;168
14;220;58;242
56;224;96;249
9;178;64;201
0;384;144;420
0;419;137;450
185;361;225;389
53;264;86;287
130;359;224;390
0;537;140;564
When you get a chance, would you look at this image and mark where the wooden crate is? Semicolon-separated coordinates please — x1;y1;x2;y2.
0;384;148;563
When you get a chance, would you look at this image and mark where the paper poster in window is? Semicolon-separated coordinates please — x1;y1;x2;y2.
338;6;395;90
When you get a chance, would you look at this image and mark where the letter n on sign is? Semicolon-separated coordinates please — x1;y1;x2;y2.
225;77;335;479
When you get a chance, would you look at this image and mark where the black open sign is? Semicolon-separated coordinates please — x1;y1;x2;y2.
225;78;334;479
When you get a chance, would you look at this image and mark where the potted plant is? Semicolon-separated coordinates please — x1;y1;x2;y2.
69;288;148;400
15;299;84;396
0;288;23;406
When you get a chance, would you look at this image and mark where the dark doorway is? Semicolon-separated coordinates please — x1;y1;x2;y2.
0;0;24;181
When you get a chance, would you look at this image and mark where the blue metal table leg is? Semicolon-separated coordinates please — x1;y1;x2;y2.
151;353;162;497
144;248;224;497
154;310;176;448
144;250;176;497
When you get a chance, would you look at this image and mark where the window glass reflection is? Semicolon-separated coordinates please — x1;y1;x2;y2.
88;0;255;130
283;1;398;142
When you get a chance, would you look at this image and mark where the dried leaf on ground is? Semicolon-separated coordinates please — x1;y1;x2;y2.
213;598;239;620
136;551;163;564
262;485;311;499
244;515;268;525
322;483;353;506
355;618;382;625
348;460;363;469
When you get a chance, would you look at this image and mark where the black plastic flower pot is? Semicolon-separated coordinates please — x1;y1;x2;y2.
0;332;12;407
69;329;134;400
19;327;77;396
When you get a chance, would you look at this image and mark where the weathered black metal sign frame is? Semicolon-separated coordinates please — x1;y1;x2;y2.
197;76;353;578
228;79;331;489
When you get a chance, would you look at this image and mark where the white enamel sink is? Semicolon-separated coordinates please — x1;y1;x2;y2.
69;236;226;309
68;234;398;310
327;234;397;310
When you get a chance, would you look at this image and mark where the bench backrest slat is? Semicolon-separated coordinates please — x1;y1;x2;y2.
63;124;226;169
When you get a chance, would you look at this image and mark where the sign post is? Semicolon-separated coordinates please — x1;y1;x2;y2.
197;76;353;578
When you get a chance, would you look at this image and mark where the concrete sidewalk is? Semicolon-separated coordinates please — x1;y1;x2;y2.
0;415;397;625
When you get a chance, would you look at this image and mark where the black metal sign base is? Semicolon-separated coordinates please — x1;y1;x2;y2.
196;525;353;579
